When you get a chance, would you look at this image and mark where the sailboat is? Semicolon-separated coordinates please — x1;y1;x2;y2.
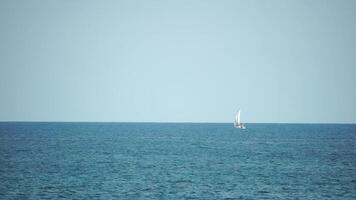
234;110;246;129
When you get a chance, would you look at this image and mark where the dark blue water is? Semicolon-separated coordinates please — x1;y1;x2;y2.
0;122;355;199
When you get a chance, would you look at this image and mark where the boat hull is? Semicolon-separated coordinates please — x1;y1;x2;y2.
234;124;246;129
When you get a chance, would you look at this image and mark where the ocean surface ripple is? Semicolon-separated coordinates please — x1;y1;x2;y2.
0;122;355;199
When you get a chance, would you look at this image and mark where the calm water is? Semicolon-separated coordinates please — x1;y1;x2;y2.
0;122;355;199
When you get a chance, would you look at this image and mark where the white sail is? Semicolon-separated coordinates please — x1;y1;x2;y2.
237;110;241;125
234;110;246;129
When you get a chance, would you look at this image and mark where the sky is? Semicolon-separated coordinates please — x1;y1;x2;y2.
0;0;355;123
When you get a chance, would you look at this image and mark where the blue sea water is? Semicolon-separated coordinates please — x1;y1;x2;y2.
0;122;355;199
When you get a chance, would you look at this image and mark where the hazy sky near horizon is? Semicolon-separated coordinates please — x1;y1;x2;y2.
1;0;356;123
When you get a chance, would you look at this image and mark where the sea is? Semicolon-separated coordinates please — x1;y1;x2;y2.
0;122;355;199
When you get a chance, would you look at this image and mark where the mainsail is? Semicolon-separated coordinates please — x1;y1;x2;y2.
235;110;246;129
235;110;241;126
237;110;241;125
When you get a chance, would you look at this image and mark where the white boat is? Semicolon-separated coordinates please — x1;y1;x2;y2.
234;110;246;129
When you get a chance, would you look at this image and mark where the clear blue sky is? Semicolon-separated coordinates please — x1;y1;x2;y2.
0;0;355;123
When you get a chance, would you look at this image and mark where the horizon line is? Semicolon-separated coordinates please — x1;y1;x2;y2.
0;120;355;125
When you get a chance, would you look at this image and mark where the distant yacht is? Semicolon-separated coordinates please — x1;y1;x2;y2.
234;110;246;129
